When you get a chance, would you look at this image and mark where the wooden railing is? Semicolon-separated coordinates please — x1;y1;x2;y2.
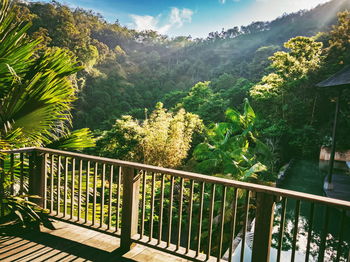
1;147;350;262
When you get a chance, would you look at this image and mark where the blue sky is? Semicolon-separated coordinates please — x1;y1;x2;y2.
31;0;331;37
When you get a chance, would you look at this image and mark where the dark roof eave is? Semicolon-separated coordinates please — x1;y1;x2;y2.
316;66;350;88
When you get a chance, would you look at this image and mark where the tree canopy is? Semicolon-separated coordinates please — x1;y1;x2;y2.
6;0;350;174
12;0;350;132
96;103;202;168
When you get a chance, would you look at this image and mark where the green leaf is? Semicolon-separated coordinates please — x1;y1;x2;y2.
243;98;256;123
47;128;96;151
244;162;267;178
14;210;24;223
0;1;90;149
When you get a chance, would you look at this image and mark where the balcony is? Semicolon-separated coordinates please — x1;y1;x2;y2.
1;147;350;262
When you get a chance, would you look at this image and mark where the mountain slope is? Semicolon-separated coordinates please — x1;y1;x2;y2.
16;0;350;129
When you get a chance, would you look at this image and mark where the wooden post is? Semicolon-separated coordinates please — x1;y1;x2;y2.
28;152;47;207
120;166;140;252
252;192;275;262
326;88;342;190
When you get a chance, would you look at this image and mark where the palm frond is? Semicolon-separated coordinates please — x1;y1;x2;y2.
0;2;87;148
47;128;96;151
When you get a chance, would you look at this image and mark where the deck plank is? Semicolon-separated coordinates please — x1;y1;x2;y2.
0;220;196;262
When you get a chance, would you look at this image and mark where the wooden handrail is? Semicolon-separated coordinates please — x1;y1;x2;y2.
4;146;348;209
1;147;37;154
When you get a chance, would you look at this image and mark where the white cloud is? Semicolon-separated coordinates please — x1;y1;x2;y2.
129;14;159;32
130;7;193;34
169;7;193;27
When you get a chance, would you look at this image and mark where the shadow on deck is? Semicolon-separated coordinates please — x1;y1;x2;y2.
0;220;189;262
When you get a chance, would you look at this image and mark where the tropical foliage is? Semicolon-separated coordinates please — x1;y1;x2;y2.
0;0;95;150
96;103;202;168
194;99;273;182
0;195;54;232
0;0;94;230
3;0;350;175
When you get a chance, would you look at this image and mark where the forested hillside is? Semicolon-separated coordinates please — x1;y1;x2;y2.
16;0;349;127
15;0;350;174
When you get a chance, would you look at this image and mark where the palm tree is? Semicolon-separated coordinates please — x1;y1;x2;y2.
0;0;94;228
0;0;94;150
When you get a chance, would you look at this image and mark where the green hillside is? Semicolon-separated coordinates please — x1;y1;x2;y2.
16;0;350;129
13;0;350;170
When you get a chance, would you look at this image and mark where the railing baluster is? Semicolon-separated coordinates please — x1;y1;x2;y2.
336;210;346;262
92;162;97;226
85;161;90;224
56;156;61;215
50;154;54;213
19;153;24;194
305;202;314;262
291;200;301;262
149;172;155;241
217;185;226;261
140;171;146;238
228;188;238;262
277;197;287;262
116;166;121;231
100;163;106;227
78;159;83;221
70;158;75;219
43;153;48;209
176;177;184;250
318;206;329;262
63;157;68;217
167;175;174;247
10;154;14;195
240;190;250;262
108;165;113;229
158;173;165;245
207;183;216;260
196;181;205;257
186;179;194;253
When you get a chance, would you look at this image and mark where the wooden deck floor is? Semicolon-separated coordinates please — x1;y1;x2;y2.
0;220;191;262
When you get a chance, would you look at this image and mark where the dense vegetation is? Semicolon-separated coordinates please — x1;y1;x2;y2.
3;0;350;179
13;0;350;178
96;102;202;167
